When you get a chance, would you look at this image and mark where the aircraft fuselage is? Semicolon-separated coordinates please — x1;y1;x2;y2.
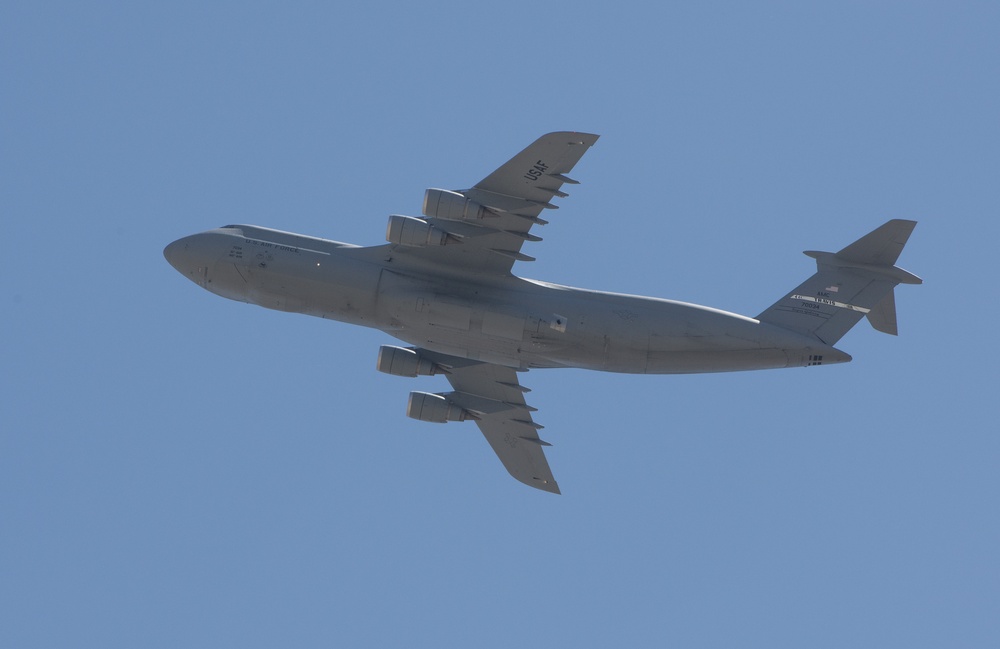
164;225;850;374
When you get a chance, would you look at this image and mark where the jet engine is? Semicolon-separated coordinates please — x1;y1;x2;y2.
406;391;471;423
385;214;457;247
376;345;441;377
423;188;490;221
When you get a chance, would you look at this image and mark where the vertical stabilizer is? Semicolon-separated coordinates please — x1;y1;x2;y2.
756;220;921;345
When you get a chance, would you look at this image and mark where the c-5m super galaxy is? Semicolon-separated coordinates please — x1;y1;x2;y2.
164;132;921;494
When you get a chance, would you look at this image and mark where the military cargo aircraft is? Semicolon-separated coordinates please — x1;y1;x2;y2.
164;132;920;493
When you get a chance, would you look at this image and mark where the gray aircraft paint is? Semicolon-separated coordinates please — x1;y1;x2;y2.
164;132;920;493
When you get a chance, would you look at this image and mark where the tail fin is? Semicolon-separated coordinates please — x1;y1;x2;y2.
756;220;922;345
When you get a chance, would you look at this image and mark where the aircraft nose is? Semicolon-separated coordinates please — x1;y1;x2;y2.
163;238;181;268
163;237;194;273
164;234;214;287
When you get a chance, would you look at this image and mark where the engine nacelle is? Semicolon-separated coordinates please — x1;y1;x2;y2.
376;345;439;377
406;391;469;423
423;188;490;221
385;214;454;247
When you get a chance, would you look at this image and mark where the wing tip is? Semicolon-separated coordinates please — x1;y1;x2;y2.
532;477;561;495
540;131;601;146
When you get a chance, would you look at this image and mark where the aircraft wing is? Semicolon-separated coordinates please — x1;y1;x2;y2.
417;349;559;494
389;132;599;276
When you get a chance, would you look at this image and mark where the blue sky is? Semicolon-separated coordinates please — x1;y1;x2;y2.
3;2;998;647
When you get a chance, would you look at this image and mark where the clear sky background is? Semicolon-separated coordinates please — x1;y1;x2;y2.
3;2;998;647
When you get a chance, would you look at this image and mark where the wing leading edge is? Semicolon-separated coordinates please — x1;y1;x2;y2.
414;349;559;494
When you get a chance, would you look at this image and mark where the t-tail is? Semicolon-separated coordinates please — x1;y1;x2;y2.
757;219;922;346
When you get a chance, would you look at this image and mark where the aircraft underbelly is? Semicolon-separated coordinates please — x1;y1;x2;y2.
591;331;792;374
242;252;383;325
370;279;802;373
373;272;555;368
645;347;792;373
378;304;559;369
542;298;802;374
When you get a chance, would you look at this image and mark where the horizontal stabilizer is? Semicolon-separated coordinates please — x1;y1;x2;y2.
836;219;916;266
